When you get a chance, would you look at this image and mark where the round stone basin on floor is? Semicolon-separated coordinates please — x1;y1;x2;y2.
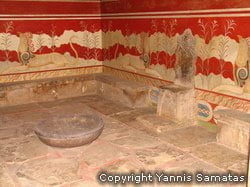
34;114;104;148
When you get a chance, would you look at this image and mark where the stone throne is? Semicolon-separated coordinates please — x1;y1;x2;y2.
157;29;197;125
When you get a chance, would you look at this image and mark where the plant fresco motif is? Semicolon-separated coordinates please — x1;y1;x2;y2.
80;21;102;61
49;24;58;52
196;19;238;90
1;21;14;62
35;31;46;54
0;20;103;75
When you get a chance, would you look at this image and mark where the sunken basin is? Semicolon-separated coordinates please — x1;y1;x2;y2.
34;114;104;148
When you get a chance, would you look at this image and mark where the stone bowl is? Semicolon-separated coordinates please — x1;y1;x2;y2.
34;114;104;148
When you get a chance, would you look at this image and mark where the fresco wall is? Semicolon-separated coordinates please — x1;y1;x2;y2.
101;1;250;123
0;0;249;123
102;17;250;92
0;1;103;83
0;1;101;14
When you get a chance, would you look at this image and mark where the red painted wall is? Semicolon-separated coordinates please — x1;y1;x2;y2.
0;1;102;78
0;1;100;14
102;0;250;13
2;0;250;15
0;0;102;65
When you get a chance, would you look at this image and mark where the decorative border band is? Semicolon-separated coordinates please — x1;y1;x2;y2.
0;65;103;83
2;7;250;19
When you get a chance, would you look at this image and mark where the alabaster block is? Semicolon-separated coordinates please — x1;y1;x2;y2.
82;80;101;95
214;109;250;155
157;84;196;125
6;88;34;105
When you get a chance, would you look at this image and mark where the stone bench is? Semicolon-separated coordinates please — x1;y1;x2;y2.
0;73;150;108
0;74;99;107
96;74;149;108
214;109;250;155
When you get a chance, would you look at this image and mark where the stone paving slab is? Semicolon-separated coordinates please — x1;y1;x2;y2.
17;177;49;187
133;144;185;170
86;98;132;115
99;124;135;141
99;158;143;173
122;121;160;137
76;95;104;103
0;136;50;163
64;180;103;187
97;116;133;142
16;157;80;186
162;156;225;174
189;143;248;174
0;108;51;126
0;121;34;139
0;160;15;187
110;107;156;123
137;114;189;133
47;103;94;116
228;160;248;174
37;97;80;108
79;141;130;168
0;103;43;114
0;128;20;140
0;115;26;129
110;129;160;149
161;126;217;149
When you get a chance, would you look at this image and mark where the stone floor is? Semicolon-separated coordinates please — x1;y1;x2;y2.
0;95;248;187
